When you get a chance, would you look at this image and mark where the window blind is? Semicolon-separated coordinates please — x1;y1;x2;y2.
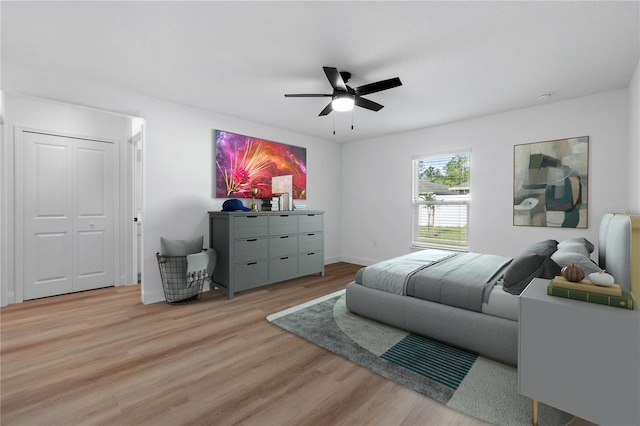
411;152;470;251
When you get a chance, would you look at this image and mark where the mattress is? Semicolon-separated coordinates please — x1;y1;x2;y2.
482;284;519;321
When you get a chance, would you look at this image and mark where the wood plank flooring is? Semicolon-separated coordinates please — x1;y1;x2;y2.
0;262;543;425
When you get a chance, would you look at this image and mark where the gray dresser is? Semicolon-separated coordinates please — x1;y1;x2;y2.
208;210;325;299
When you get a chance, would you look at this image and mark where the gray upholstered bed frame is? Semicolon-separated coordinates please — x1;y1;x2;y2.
345;213;637;366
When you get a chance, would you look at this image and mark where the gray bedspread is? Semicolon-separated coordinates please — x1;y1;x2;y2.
356;250;512;312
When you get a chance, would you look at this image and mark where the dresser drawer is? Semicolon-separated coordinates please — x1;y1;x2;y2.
299;213;322;233
269;214;298;235
299;251;323;276
234;238;267;263
233;215;268;239
234;260;268;291
298;232;322;253
269;235;298;258
269;255;298;282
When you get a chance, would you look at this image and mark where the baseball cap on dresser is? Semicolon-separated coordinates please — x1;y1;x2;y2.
222;199;251;211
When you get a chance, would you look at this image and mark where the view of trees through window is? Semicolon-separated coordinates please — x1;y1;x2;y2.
412;153;470;250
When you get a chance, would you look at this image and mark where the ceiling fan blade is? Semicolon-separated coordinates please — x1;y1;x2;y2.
354;96;384;112
319;102;333;116
284;94;332;97
323;67;347;92
354;77;402;96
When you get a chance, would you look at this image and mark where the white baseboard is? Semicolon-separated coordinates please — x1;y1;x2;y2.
324;255;342;265
141;289;166;305
338;255;376;267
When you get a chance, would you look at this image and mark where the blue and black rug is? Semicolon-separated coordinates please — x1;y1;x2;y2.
267;290;574;426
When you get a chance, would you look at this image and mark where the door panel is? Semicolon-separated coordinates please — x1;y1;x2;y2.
73;140;114;291
24;134;73;300
23;132;115;300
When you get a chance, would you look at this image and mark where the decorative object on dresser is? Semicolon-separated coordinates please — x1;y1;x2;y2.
208;211;324;299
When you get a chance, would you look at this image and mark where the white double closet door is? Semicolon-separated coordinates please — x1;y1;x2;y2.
23;131;116;300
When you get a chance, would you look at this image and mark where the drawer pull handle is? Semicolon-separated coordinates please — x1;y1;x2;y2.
307;233;315;236
247;262;257;265
308;253;315;256
247;215;258;218
307;214;315;217
247;238;258;242
280;214;289;217
280;236;289;239
280;256;289;260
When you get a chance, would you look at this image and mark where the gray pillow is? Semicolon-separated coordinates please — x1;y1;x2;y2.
503;240;561;295
160;236;203;256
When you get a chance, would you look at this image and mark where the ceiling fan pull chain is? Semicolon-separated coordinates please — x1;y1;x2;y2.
351;111;354;130
333;116;336;135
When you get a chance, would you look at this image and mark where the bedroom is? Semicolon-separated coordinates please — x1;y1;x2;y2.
1;1;639;424
1;1;638;306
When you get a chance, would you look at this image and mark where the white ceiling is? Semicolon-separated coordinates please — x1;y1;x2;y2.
2;1;639;143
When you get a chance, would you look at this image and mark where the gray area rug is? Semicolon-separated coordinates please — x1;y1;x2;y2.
267;290;574;426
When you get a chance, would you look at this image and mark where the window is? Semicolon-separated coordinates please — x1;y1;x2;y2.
412;152;470;251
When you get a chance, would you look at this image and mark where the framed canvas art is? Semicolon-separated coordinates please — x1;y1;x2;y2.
214;130;307;199
513;136;588;228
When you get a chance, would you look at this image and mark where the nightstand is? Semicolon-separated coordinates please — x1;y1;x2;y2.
518;278;640;426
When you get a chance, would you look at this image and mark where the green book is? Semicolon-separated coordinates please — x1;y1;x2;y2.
547;283;635;310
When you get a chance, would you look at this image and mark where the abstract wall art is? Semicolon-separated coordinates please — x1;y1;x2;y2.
513;136;589;228
214;130;307;199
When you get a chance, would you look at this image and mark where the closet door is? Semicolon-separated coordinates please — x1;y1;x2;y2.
23;132;115;300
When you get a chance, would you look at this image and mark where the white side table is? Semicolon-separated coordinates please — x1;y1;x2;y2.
518;278;640;426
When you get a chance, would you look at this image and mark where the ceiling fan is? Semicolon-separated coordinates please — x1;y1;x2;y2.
284;66;402;116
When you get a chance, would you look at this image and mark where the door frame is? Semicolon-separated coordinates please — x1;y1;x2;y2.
13;126;134;303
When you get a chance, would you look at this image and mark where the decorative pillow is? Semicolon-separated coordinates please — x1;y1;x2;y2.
160;236;203;256
558;237;595;254
555;242;591;258
503;239;561;295
550;251;601;275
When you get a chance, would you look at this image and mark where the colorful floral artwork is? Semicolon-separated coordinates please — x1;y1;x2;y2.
215;130;307;199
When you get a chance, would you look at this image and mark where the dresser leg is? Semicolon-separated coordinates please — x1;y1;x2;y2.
532;399;538;426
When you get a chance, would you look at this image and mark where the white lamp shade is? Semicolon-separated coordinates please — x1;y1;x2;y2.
332;94;355;112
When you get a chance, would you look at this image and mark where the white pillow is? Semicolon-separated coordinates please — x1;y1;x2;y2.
555;242;591;258
558;238;595;253
550;251;601;275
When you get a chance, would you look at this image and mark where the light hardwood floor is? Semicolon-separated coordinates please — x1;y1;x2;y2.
1;263;587;426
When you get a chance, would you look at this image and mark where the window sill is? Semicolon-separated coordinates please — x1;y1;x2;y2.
410;244;469;253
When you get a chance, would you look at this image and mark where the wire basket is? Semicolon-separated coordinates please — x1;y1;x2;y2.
156;253;206;304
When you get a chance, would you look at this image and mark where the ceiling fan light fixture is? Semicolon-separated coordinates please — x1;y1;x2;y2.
332;93;355;112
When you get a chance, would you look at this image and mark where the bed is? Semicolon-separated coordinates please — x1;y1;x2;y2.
345;213;639;366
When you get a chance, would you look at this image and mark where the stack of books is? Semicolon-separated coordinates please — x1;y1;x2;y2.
271;197;280;211
261;199;272;211
547;276;635;310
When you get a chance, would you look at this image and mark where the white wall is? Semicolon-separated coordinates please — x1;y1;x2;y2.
628;58;640;213
1;62;343;305
341;89;631;265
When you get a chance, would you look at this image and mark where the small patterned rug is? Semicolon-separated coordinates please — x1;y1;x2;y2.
267;289;574;426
